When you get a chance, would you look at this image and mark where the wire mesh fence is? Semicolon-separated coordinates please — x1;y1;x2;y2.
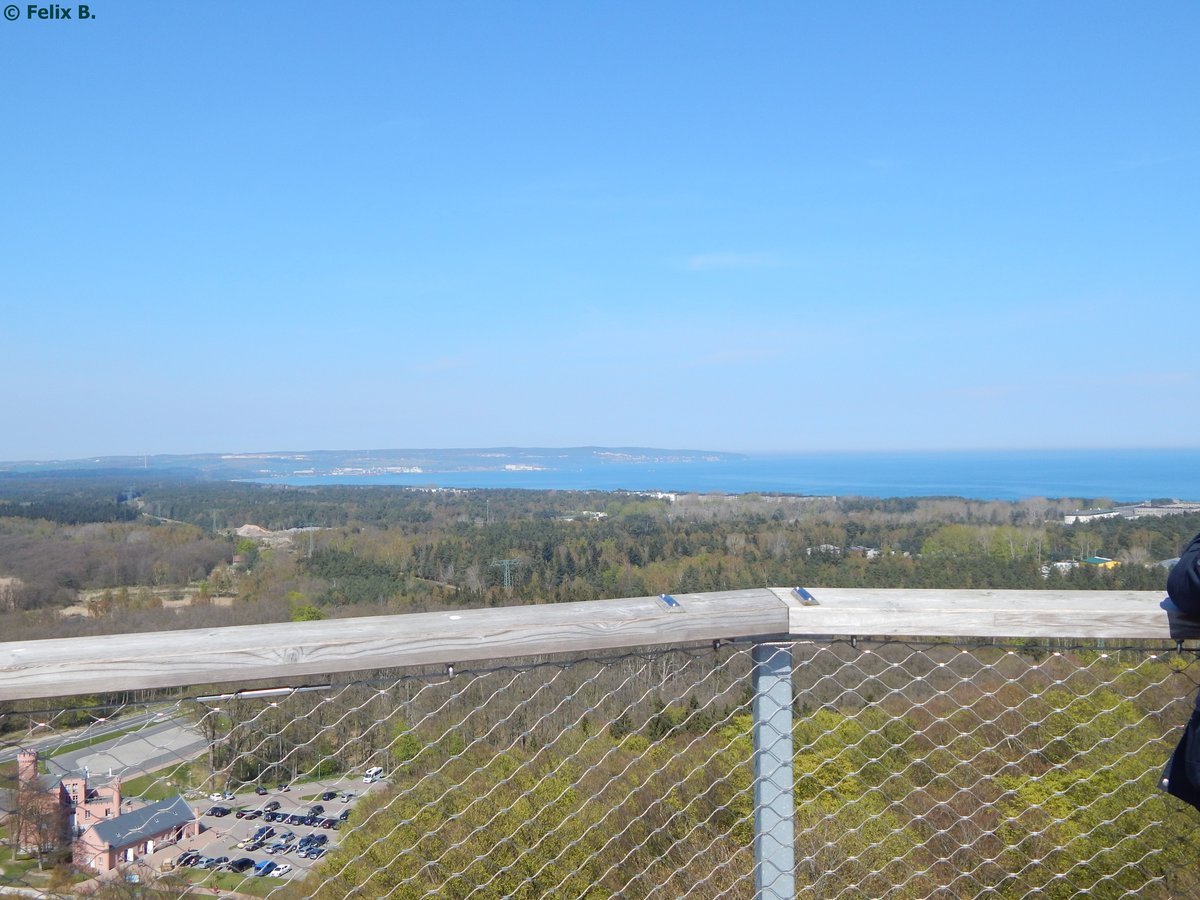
2;637;1200;898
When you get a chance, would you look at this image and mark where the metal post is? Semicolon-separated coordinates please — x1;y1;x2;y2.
753;641;796;899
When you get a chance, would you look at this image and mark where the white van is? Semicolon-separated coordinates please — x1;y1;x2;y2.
362;766;384;783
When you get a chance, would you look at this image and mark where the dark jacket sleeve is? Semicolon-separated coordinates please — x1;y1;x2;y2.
1168;532;1200;616
1163;699;1200;812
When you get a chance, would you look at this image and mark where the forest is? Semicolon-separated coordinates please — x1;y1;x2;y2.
0;475;1193;644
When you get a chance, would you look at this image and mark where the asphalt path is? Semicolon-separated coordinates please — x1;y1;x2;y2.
0;708;171;764
44;719;207;780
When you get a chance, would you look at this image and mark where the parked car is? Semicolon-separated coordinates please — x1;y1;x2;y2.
298;833;328;854
308;804;325;816
229;857;255;873
205;806;231;817
277;782;290;792
264;800;281;812
340;791;356;803
255;785;269;796
274;863;293;877
337;809;351;822
253;859;277;877
362;766;384;783
266;831;295;853
243;809;262;820
177;851;201;867
320;790;338;801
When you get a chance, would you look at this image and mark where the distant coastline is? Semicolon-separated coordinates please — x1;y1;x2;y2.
249;448;1200;503
3;447;1197;503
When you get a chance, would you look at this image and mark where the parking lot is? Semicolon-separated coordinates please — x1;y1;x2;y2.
149;776;382;884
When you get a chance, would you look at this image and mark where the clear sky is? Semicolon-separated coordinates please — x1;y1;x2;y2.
2;1;1196;460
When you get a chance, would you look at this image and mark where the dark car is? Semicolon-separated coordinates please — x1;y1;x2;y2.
287;813;306;826
337;809;351;822
298;833;328;851
319;817;338;829
320;790;338;801
229;857;255;873
177;851;202;867
205;806;232;817
243;809;262;820
264;800;281;812
308;804;325;816
255;785;269;796
277;782;290;792
235;808;250;819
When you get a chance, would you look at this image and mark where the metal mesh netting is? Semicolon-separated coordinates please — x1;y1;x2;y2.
2;639;1199;898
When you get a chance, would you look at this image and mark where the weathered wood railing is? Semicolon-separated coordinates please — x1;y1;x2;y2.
0;588;1177;701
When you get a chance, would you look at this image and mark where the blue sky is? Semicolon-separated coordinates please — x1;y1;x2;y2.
2;1;1196;460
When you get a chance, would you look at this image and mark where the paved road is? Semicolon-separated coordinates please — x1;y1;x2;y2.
0;708;171;764
44;719;207;780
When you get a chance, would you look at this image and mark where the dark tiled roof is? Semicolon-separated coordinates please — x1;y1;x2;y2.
86;795;194;849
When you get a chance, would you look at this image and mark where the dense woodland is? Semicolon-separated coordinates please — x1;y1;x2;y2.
0;476;1193;644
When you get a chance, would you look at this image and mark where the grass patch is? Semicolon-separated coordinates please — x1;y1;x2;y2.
123;760;204;801
202;870;281;896
0;855;41;884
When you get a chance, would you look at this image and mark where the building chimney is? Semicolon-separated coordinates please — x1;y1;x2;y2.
17;749;38;786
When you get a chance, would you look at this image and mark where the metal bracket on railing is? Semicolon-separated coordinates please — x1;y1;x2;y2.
791;586;819;606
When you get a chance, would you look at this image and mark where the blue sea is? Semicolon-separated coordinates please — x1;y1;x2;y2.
261;449;1200;502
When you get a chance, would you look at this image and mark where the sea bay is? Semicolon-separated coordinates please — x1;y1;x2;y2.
260;448;1200;502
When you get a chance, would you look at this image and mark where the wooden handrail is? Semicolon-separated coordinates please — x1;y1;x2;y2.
0;587;1174;701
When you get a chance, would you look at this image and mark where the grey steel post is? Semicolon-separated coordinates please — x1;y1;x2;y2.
752;641;796;899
